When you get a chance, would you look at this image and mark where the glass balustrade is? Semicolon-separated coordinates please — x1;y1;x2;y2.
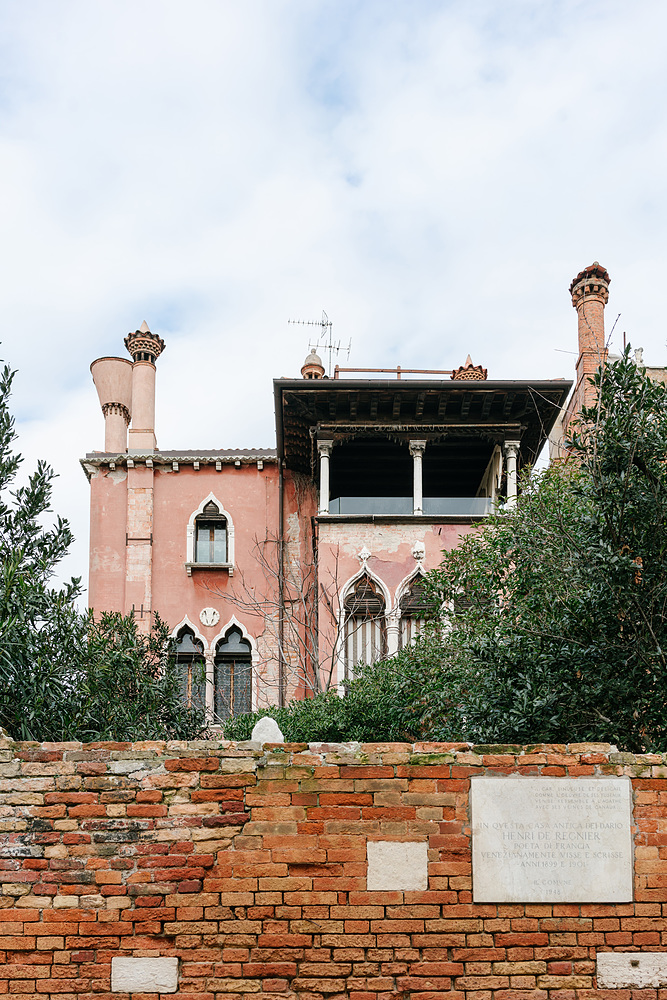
327;496;492;516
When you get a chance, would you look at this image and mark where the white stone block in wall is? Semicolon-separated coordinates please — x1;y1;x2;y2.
251;717;284;743
367;840;428;891
597;952;667;988
111;957;179;993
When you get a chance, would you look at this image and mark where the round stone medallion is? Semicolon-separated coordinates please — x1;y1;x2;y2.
199;607;220;627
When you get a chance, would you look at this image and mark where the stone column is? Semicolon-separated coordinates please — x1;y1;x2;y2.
386;610;401;656
504;441;520;506
409;440;427;515
205;649;215;721
317;440;333;515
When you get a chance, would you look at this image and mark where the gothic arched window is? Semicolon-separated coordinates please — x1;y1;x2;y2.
214;627;252;720
343;575;387;678
195;500;227;564
399;575;435;648
174;627;206;711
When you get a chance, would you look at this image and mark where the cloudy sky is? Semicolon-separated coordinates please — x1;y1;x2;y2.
2;0;667;591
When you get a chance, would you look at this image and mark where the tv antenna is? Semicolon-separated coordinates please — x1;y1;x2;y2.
288;310;351;377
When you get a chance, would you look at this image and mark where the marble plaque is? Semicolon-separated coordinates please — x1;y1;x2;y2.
471;777;633;902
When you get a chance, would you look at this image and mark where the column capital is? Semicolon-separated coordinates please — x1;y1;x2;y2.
317;439;334;456
409;439;427;457
504;439;520;459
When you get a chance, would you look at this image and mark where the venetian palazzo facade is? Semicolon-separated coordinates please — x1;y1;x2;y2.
83;266;623;720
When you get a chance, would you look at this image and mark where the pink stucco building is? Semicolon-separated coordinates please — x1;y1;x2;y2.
83;302;574;721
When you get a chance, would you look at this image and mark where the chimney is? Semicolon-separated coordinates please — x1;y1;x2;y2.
124;322;165;452
301;347;325;379
569;262;610;413
90;357;133;453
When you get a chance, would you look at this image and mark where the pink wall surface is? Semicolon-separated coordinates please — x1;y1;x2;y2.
88;461;281;647
152;462;280;634
88;466;127;613
315;518;480;689
88;454;484;706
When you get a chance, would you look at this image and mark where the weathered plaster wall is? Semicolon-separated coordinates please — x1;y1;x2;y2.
2;739;665;999
317;519;478;597
315;519;480;685
151;464;279;630
88;462;282;700
88;469;128;614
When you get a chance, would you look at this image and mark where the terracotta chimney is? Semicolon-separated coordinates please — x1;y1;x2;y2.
124;322;165;452
569;262;610;414
90;357;133;453
301;347;325;379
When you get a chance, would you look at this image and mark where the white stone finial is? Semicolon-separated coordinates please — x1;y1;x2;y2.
358;545;371;564
412;540;425;562
634;347;644;366
251;716;284;744
139;320;151;333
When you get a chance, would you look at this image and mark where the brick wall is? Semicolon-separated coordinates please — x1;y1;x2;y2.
1;738;666;999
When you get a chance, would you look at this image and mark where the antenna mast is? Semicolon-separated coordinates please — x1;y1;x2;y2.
288;310;351;377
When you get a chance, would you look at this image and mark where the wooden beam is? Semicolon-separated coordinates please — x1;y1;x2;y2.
416;392;426;418
481;392;494;419
503;391;516;417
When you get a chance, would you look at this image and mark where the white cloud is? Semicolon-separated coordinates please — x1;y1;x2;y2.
1;0;667;589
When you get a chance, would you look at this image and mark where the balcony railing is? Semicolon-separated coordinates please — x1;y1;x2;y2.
327;497;493;516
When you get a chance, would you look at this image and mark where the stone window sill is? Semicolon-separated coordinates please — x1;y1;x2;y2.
185;562;234;577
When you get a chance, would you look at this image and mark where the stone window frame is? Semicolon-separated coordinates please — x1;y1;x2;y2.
171;614;258;718
185;492;235;576
394;566;433;650
337;566;392;691
211;618;256;720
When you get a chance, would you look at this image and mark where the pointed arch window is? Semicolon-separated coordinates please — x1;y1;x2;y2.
214;627;252;720
195;500;227;564
399;575;435;648
343;575;387;678
174;627;206;711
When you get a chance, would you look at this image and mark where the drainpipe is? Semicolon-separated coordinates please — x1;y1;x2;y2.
312;515;319;693
278;459;285;707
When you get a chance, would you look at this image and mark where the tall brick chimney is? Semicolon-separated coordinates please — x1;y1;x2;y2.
569;261;610;415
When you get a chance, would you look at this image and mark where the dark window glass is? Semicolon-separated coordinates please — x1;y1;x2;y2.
174;628;206;711
399;576;436;617
195;502;227;563
343;575;387;676
214;627;252;720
